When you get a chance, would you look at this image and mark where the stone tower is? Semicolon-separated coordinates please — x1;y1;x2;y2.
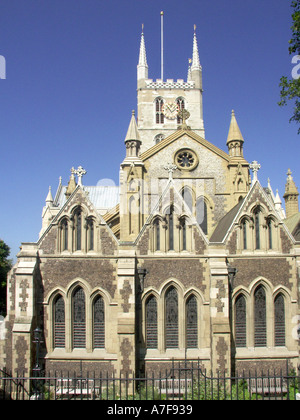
137;26;205;152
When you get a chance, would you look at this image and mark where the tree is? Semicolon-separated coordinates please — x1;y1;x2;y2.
0;239;12;316
279;0;300;133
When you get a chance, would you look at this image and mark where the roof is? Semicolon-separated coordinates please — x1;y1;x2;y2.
210;199;244;242
284;212;300;240
54;185;120;211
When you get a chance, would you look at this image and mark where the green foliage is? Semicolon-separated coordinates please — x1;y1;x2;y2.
186;377;258;400
0;239;12;315
279;0;300;133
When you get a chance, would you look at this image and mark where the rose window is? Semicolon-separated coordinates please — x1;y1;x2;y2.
174;149;198;171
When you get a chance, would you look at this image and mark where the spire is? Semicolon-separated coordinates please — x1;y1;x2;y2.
125;110;140;142
227;110;244;144
124;111;141;158
283;169;299;218
138;25;148;67
137;25;148;87
45;186;53;206
65;167;77;198
191;25;201;70
227;110;244;157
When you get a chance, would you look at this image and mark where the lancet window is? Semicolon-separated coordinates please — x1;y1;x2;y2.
93;296;105;349
155;97;164;124
146;295;158;349
73;287;86;348
235;294;247;347
177;97;185;124
186;295;198;348
165;287;178;348
254;286;267;347
196;197;208;235
54;295;65;348
274;294;285;347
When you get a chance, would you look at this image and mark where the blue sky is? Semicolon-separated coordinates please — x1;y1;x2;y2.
0;0;299;261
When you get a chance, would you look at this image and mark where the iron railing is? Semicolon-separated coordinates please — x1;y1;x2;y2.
0;360;299;400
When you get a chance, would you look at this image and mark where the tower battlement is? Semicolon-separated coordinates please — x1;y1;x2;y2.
145;79;195;89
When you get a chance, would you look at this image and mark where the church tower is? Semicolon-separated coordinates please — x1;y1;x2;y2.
137;24;205;152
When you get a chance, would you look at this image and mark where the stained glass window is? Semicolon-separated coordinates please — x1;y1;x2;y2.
54;295;65;348
186;295;198;348
165;287;178;348
146;295;158;349
235;294;246;347
254;286;266;347
274;294;285;347
93;296;105;349
73;287;86;348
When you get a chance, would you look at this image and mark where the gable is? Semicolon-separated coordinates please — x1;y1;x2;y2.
140;128;230;163
38;186;119;253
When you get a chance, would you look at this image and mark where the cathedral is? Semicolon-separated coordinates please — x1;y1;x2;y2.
1;26;300;378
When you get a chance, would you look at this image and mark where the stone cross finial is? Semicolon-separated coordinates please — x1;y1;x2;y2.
250;161;261;184
74;166;87;186
164;164;177;180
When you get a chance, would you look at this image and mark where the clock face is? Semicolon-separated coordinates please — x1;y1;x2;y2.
162;102;179;119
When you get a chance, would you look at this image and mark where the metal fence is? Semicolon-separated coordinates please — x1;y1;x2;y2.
0;360;299;400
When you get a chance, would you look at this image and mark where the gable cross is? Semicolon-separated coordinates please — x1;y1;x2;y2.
74;166;87;186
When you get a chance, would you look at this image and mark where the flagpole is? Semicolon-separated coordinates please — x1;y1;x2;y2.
161;11;164;81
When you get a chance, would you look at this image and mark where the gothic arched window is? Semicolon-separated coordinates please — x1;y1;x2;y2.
242;219;247;250
181;187;193;213
235;294;246;347
177;97;185;124
165;287;178;348
274;294;285;347
54;295;65;348
254;208;261;250
196;197;207;235
181;218;187;251
146;295;158;349
61;219;68;251
155;97;164;124
87;218;94;251
186;295;198;348
73;287;86;348
167;205;175;251
74;208;82;251
154;218;160;251
254;286;266;347
267;219;273;250
93;295;105;349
